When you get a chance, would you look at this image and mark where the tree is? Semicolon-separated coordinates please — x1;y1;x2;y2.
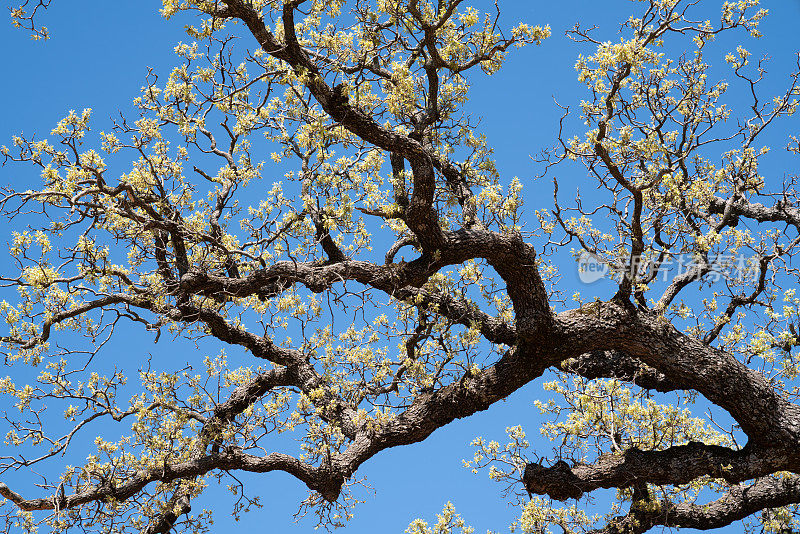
1;0;800;532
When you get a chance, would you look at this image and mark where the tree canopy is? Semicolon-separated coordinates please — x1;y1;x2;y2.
2;0;800;533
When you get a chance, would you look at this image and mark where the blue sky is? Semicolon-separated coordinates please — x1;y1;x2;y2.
1;1;800;532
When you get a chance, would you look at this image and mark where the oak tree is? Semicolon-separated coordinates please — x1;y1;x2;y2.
2;0;800;533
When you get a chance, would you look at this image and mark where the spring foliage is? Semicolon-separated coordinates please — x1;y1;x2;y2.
2;1;800;533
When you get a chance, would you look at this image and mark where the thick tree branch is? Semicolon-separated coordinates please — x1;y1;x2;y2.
561;350;679;393
524;442;791;501
555;299;800;446
0;450;322;512
592;475;800;533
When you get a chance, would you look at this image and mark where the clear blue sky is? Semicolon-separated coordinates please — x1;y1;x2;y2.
1;1;800;532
